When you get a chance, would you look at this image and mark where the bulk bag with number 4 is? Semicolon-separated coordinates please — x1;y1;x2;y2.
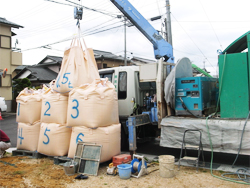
41;89;68;125
37;123;72;156
67;78;119;128
17;121;41;151
16;88;42;124
67;124;121;162
54;37;100;93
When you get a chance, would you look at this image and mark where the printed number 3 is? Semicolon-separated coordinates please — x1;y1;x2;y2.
71;99;79;119
44;102;51;116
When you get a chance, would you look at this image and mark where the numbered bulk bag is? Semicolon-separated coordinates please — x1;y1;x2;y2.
68;124;121;162
67;79;119;128
16;88;42;124
16;121;41;151
37;123;72;156
54;37;100;93
41;89;68;125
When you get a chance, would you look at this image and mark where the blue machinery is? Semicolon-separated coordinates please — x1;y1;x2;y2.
175;77;218;116
110;0;173;62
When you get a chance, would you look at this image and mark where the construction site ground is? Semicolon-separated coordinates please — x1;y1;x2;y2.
0;152;248;188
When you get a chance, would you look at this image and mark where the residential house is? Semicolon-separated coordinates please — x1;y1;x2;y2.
0;17;23;112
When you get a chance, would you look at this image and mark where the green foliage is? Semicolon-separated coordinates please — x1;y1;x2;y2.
13;78;32;98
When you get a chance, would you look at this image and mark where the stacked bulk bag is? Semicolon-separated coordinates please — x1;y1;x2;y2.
67;78;119;128
54;37;100;94
16;88;43;151
37;87;72;156
37;123;71;156
40;88;68;125
68;124;120;162
67;78;121;162
16;88;42;124
17;121;40;151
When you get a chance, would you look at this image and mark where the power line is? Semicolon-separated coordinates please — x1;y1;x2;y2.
199;0;223;49
171;13;216;71
22;24;124;52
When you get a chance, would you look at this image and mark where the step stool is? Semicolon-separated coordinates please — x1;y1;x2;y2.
178;129;205;172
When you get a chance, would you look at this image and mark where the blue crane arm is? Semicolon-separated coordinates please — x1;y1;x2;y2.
110;0;173;62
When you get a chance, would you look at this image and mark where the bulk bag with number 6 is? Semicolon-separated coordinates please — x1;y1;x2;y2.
37;123;72;156
54;37;100;93
16;121;41;151
67;79;119;128
67;124;121;162
16;88;42;124
41;89;68;125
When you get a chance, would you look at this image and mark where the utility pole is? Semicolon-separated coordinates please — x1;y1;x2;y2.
124;17;127;66
165;0;172;46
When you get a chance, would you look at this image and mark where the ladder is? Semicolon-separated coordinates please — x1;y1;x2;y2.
178;129;205;172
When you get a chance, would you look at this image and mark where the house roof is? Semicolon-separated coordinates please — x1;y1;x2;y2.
13;66;57;82
93;50;126;61
131;56;156;64
0;17;23;29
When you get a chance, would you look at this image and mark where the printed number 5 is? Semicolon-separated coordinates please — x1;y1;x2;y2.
43;127;50;145
71;99;79;119
61;73;70;84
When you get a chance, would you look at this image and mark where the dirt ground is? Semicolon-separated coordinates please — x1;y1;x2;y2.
0;154;248;188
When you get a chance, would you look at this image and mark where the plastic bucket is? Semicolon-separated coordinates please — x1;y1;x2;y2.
117;164;132;179
159;155;175;178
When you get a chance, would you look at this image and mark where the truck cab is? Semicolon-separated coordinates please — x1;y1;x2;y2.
99;65;158;148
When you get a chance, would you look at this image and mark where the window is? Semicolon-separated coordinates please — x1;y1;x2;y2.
118;72;127;99
0;35;11;49
100;73;112;82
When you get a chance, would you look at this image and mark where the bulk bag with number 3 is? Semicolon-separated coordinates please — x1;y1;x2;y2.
54;37;100;93
67;78;119;128
16;88;42;124
41;88;68;125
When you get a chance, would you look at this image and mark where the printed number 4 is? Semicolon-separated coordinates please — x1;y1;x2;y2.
44;101;51;116
71;99;79;119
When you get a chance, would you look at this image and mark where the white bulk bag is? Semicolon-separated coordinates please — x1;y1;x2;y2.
16;88;42;124
16;121;41;151
67;124;121;163
37;123;72;156
41;89;68;125
67;79;119;128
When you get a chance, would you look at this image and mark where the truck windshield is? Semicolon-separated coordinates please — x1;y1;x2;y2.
100;73;112;82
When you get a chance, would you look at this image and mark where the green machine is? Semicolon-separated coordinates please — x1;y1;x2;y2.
218;31;250;118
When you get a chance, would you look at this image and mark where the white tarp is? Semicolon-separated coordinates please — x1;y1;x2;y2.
160;116;250;155
164;57;193;109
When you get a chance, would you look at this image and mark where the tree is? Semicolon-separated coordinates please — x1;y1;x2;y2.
13;78;32;98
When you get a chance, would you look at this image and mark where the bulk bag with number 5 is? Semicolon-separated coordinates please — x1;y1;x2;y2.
67;79;119;128
37;123;72;156
67;124;121;162
16;88;42;124
54;37;100;93
41;89;68;125
17;121;41;151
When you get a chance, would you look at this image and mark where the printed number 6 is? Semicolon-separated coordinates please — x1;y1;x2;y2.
71;99;79;119
44;101;51;116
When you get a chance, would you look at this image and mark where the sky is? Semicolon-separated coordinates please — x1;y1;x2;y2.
0;0;250;76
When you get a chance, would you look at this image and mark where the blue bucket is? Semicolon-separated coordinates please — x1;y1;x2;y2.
117;164;132;179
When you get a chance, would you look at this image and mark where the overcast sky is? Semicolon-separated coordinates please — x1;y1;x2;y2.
1;0;250;76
